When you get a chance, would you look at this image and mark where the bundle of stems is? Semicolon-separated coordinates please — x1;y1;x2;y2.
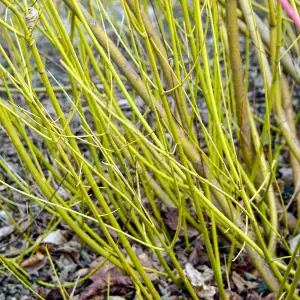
0;0;300;298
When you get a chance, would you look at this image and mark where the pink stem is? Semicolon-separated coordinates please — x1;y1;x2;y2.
279;0;300;29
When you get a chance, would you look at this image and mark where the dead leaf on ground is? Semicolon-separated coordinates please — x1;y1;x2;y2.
184;262;216;298
54;245;80;260
89;260;131;286
37;244;54;254
74;268;90;278
231;271;258;293
136;251;159;281
20;219;31;230
189;240;209;265
263;293;276;300
21;251;46;272
79;258;132;300
0;224;15;239
163;207;199;238
46;288;67;300
0;218;30;242
244;290;262;299
43;229;67;245
289;233;300;255
225;291;243;300
0;210;8;221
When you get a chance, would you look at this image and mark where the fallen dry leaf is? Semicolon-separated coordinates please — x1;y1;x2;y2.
43;229;67;245
184;262;216;298
189;240;209;265
225;291;243;300
136;251;159;281
37;244;54;254
163;207;199;238
46;288;67;300
21;251;46;272
231;271;258;293
289;233;300;255
0;224;15;239
79;258;132;300
263;293;276;300
54;245;80;260
74;268;90;278
0;210;8;221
